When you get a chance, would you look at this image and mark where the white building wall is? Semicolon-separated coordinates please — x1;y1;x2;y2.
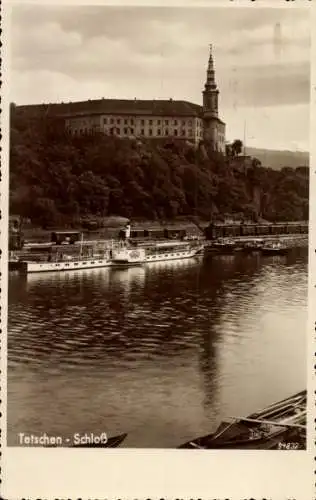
66;113;201;144
65;112;227;150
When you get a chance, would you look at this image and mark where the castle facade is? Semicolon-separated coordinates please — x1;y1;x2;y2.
44;45;226;152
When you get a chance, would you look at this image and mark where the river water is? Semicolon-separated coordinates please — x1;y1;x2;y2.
7;249;307;447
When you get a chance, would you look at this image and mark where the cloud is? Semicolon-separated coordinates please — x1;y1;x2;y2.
220;62;310;108
11;69;113;104
10;4;311;149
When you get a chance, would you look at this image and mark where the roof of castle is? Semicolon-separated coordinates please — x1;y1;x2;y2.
15;99;201;117
14;98;225;124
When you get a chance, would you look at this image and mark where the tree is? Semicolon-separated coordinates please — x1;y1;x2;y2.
9;106;309;225
231;139;243;157
251;157;262;168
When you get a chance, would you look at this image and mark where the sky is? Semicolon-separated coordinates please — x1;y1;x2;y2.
11;4;311;151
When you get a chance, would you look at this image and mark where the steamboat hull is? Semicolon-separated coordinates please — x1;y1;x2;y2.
111;243;204;266
23;258;112;273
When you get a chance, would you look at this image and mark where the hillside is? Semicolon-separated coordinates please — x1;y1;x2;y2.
9;109;309;227
245;147;309;170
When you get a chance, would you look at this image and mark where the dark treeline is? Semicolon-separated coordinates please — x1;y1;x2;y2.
10;108;309;227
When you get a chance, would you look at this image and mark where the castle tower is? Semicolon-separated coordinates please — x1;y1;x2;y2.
203;44;219;118
202;45;225;152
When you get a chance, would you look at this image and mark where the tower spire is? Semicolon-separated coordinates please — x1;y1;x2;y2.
205;44;217;91
201;44;226;153
203;44;219;119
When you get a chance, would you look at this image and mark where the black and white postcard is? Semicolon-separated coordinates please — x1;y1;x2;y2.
1;1;315;498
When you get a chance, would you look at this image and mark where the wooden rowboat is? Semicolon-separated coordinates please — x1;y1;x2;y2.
178;390;306;450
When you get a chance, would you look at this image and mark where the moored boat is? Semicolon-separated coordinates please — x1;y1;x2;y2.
22;255;113;273
206;238;237;254
20;234;117;273
261;241;288;255
241;239;264;253
178;390;306;449
213;238;236;252
111;240;204;266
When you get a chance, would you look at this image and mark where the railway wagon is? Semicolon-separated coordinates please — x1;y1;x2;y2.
129;228;168;239
204;222;308;240
254;225;270;236
51;231;81;245
129;228;187;240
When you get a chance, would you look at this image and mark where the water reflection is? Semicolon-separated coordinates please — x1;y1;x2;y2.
26;266;111;289
8;250;307;447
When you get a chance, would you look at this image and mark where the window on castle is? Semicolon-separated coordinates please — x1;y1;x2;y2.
174;129;178;136
117;128;121;135
149;120;153;125
110;118;114;124
130;119;134;125
182;120;186;126
174;120;178;125
103;118;107;125
149;129;153;136
131;128;134;134
157;120;161;125
181;129;185;136
124;128;128;134
165;129;169;136
157;129;161;136
141;120;145;125
124;119;128;125
141;129;145;135
117;119;121;124
165;120;169;125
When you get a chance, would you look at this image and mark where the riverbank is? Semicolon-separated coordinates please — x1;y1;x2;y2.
18;219;205;243
16;219;309;243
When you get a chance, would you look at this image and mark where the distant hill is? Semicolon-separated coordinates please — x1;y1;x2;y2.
245;147;309;170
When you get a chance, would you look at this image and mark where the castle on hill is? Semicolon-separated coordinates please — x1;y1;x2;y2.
16;45;226;152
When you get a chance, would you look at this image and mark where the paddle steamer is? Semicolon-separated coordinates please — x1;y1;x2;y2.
17;224;204;273
111;240;204;266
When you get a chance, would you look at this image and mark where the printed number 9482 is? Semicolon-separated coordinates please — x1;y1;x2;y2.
278;442;300;450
